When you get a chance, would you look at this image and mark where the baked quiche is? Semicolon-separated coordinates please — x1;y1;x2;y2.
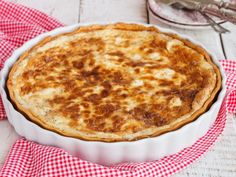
7;23;222;142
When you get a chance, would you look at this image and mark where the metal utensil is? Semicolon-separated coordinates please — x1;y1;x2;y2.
198;0;236;11
157;0;236;25
199;11;230;33
156;0;190;5
204;6;236;24
157;0;229;33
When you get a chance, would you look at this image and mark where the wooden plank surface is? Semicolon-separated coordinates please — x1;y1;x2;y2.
16;0;80;25
80;0;147;23
175;115;236;177
0;121;19;167
221;22;236;60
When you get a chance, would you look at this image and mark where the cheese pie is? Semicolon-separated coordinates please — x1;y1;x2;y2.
7;23;222;142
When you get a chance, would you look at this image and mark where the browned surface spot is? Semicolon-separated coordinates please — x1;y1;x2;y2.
22;70;34;80
72;60;84;69
128;61;145;67
101;89;110;98
86;94;101;104
101;81;112;90
96;103;117;116
20;84;32;95
84;115;105;132
108;51;124;57
69;37;105;52
158;80;174;87
129;106;167;127
61;104;80;119
134;68;140;73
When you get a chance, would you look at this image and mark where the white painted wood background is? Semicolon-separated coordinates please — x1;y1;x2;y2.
1;0;236;176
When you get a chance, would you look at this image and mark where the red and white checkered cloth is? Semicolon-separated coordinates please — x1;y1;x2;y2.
0;1;236;176
0;0;62;119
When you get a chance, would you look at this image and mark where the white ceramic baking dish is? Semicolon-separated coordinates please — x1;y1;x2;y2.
0;22;226;166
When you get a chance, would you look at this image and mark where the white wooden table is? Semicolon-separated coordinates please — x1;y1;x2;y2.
1;0;236;176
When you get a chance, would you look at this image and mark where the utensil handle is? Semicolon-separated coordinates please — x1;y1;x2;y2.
218;1;236;11
199;11;229;33
203;7;236;24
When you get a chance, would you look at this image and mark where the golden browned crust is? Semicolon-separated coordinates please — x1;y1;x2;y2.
7;23;222;142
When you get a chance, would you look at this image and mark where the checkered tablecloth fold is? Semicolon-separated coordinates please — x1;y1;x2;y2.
220;60;236;114
0;0;63;119
0;1;235;176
